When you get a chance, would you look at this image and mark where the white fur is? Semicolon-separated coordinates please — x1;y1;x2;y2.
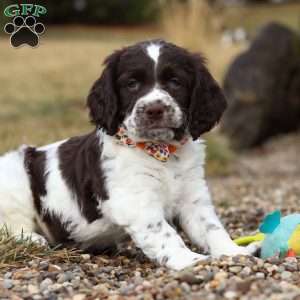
146;44;160;67
0;146;34;235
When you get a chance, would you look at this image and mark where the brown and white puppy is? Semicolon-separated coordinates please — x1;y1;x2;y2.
0;40;257;270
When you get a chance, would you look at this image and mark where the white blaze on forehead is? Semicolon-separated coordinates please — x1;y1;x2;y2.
139;87;169;103
146;43;161;66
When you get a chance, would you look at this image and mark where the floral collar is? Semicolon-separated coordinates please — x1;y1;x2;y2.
115;126;187;162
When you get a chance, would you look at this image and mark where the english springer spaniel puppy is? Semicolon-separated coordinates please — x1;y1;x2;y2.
0;40;256;270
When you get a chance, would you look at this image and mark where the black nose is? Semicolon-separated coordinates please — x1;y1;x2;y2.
145;103;165;120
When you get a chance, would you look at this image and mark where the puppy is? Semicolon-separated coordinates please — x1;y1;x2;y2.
0;40;256;270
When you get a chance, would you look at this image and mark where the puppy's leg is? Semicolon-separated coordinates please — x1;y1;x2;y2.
179;180;258;258
104;191;207;270
14;230;48;246
0;148;48;246
3;222;49;246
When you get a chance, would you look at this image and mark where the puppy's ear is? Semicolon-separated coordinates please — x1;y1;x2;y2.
188;54;227;140
87;50;122;135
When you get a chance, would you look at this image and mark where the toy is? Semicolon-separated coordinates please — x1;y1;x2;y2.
234;210;300;259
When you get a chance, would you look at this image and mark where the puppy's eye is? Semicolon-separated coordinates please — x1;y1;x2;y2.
127;78;140;91
168;77;181;89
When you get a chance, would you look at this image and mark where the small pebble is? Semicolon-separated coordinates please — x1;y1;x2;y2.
57;271;74;283
48;264;62;272
3;279;14;289
72;294;86;300
214;271;228;281
39;278;53;291
28;284;39;294
281;271;292;281
224;290;239;299
180;282;191;293
240;266;251;277
229;266;243;274
256;272;265;279
81;254;91;261
177;270;204;284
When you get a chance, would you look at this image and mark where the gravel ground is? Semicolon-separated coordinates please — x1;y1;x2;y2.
1;133;300;300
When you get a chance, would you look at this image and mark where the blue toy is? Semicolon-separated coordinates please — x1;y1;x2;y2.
235;210;300;259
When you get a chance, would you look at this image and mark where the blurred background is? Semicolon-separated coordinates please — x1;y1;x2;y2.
0;0;299;176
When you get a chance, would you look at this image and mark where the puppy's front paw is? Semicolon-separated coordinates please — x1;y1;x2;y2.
211;243;260;258
15;232;49;247
244;242;261;256
163;252;209;270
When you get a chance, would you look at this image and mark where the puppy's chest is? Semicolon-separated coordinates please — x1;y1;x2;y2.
103;147;187;217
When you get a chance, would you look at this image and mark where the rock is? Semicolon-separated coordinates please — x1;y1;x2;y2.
281;271;292;280
177;270;204;284
229;266;243;274
72;294;86;300
255;272;265;279
27;284;39;294
4;272;12;279
39;278;53;291
180;282;191;293
49;283;63;292
240;266;251;277
222;22;300;149
10;296;23;300
80;254;91;261
224;290;239;299
71;278;81;288
214;271;228;281
39;261;49;270
48;264;62;272
235;280;253;294
3;279;14;289
57;271;74;283
283;258;298;272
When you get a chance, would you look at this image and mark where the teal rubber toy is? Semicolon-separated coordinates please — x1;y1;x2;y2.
235;210;300;259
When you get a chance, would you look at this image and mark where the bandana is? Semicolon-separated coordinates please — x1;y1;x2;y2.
115;126;187;162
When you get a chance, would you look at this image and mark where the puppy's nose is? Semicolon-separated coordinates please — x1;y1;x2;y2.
145;103;165;120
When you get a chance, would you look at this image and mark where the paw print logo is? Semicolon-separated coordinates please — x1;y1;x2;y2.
4;16;45;48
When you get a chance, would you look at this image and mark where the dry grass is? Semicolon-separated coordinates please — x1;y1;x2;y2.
223;2;300;34
0;226;82;269
161;0;246;81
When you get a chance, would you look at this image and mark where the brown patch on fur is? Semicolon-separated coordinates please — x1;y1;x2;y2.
24;147;47;214
24;146;74;244
58;131;107;223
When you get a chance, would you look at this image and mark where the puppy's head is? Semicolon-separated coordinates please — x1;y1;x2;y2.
87;40;226;141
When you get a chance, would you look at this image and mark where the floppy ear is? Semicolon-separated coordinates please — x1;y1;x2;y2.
87;50;122;135
188;55;227;140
